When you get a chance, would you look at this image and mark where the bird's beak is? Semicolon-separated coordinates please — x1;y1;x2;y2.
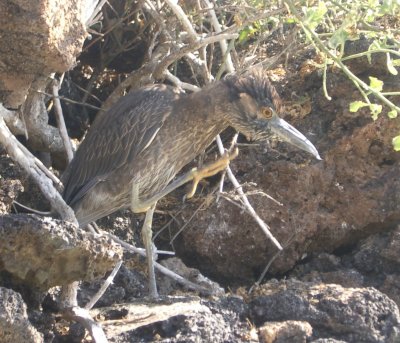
269;116;322;160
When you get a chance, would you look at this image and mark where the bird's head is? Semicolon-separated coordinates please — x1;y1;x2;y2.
224;70;321;160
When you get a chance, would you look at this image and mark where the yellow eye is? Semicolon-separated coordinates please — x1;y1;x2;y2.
261;107;273;119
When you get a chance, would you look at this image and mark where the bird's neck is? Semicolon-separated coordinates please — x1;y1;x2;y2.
179;80;232;132
160;82;231;167
183;80;233;124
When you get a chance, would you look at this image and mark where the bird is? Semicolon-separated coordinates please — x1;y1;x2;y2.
61;69;321;298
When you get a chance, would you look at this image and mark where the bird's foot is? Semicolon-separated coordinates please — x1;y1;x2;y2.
186;147;239;199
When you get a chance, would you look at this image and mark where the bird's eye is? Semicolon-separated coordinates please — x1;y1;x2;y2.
261;107;273;119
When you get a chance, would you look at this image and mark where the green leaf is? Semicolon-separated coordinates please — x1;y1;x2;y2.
392;59;400;67
329;28;349;49
387;53;398;75
388;109;398;119
392;135;400;151
349;101;368;112
365;9;376;23
238;29;249;43
380;0;400;15
238;26;256;44
369;103;382;120
367;40;381;64
304;2;327;30
369;76;384;92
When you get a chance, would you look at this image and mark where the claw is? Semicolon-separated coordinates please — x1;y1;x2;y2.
186;147;239;199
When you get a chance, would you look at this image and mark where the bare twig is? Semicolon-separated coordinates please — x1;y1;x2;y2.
222;8;287;36
0;104;77;224
285;0;400;113
216;136;283;251
1;106;26;136
251;230;299;290
104;233;210;293
170;196;209;244
52;80;74;163
168;0;210;81
104;232;175;256
184;52;210;82
38;91;103;111
22;78;66;155
1;102;81;315
143;0;171;38
217;131;239;196
249;249;283;293
72;81;102;104
12;200;52;215
202;3;283;251
85;0;108;27
154;261;212;294
85;260;123;310
153;212;181;240
250;28;298;70
165;0;198;42
203;0;235;73
63;306;108;343
153;33;239;78
218;192;246;211
7;129;63;188
164;71;200;92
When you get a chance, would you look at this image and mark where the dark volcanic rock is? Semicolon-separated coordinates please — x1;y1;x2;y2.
173;66;400;284
0;287;43;343
0;0;87;107
289;226;400;308
0;214;122;289
91;296;254;343
258;320;313;343
249;279;400;343
79;265;147;307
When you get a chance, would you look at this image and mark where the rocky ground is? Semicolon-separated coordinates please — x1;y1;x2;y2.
1;44;400;341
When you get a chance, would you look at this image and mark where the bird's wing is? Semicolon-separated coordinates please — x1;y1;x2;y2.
62;85;178;207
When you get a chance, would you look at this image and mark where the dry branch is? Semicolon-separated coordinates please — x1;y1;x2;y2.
106;233;214;294
215;136;283;250
204;0;234;73
160;0;283;251
0;104;77;224
85;260;123;310
1;106;26;137
22;77;66;155
102;32;237;110
165;0;198;41
153;33;238;79
52;80;74;163
63;306;108;343
164;71;200;92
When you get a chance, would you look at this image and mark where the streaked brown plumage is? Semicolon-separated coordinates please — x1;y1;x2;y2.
63;71;319;225
62;70;320;297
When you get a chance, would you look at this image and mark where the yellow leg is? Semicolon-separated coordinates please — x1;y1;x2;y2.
131;148;238;298
131;147;239;213
142;203;158;298
186;147;239;199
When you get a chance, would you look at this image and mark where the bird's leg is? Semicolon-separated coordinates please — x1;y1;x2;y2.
131;148;238;297
142;203;158;298
186;147;239;199
131;147;239;213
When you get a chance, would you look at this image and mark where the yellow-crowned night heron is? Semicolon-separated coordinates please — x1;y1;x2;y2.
62;70;321;298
